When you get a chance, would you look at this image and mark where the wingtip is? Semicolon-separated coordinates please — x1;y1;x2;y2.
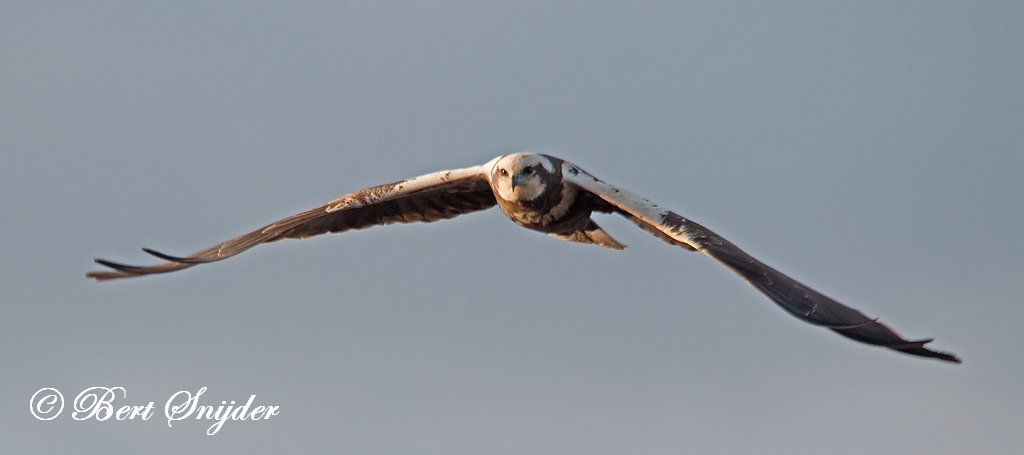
924;350;963;364
141;247;194;263
86;258;143;281
85;267;126;282
93;258;132;271
85;262;103;281
892;339;962;364
929;348;963;364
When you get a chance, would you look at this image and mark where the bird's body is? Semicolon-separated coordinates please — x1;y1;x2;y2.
487;154;625;249
88;153;960;363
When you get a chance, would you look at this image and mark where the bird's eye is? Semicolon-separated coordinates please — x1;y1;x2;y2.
523;166;533;175
500;169;508;176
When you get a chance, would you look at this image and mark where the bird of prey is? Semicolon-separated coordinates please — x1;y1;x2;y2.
88;153;960;363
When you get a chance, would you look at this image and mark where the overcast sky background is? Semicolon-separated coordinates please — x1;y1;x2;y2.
2;2;1022;454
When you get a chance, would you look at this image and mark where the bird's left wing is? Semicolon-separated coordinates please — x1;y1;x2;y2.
562;162;961;363
87;163;498;281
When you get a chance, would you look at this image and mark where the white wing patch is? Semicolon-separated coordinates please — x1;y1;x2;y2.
562;162;699;249
85;153;960;362
561;160;960;363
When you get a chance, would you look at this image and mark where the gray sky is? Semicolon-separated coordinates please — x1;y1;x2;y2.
3;2;1022;453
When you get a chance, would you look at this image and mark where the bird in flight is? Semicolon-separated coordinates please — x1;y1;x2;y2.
88;153;960;363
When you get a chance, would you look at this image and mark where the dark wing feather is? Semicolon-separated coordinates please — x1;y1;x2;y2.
87;166;496;281
564;162;960;363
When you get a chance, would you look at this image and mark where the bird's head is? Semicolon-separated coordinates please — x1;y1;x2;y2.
490;152;555;203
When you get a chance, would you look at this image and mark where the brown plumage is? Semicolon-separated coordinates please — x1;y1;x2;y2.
87;152;960;363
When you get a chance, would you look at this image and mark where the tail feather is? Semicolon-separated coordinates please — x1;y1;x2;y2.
550;219;626;250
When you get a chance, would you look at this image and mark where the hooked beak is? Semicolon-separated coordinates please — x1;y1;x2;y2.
510;172;526;191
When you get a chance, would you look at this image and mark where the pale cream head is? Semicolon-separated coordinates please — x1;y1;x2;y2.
490;153;555;202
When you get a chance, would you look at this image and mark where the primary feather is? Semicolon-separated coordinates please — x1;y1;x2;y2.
88;153;961;363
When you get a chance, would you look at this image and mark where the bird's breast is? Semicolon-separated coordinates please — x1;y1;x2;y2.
496;184;586;234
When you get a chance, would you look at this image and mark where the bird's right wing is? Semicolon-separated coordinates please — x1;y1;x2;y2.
563;161;960;363
87;161;499;281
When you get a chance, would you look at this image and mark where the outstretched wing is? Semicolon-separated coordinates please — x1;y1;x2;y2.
87;164;498;281
562;162;961;363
